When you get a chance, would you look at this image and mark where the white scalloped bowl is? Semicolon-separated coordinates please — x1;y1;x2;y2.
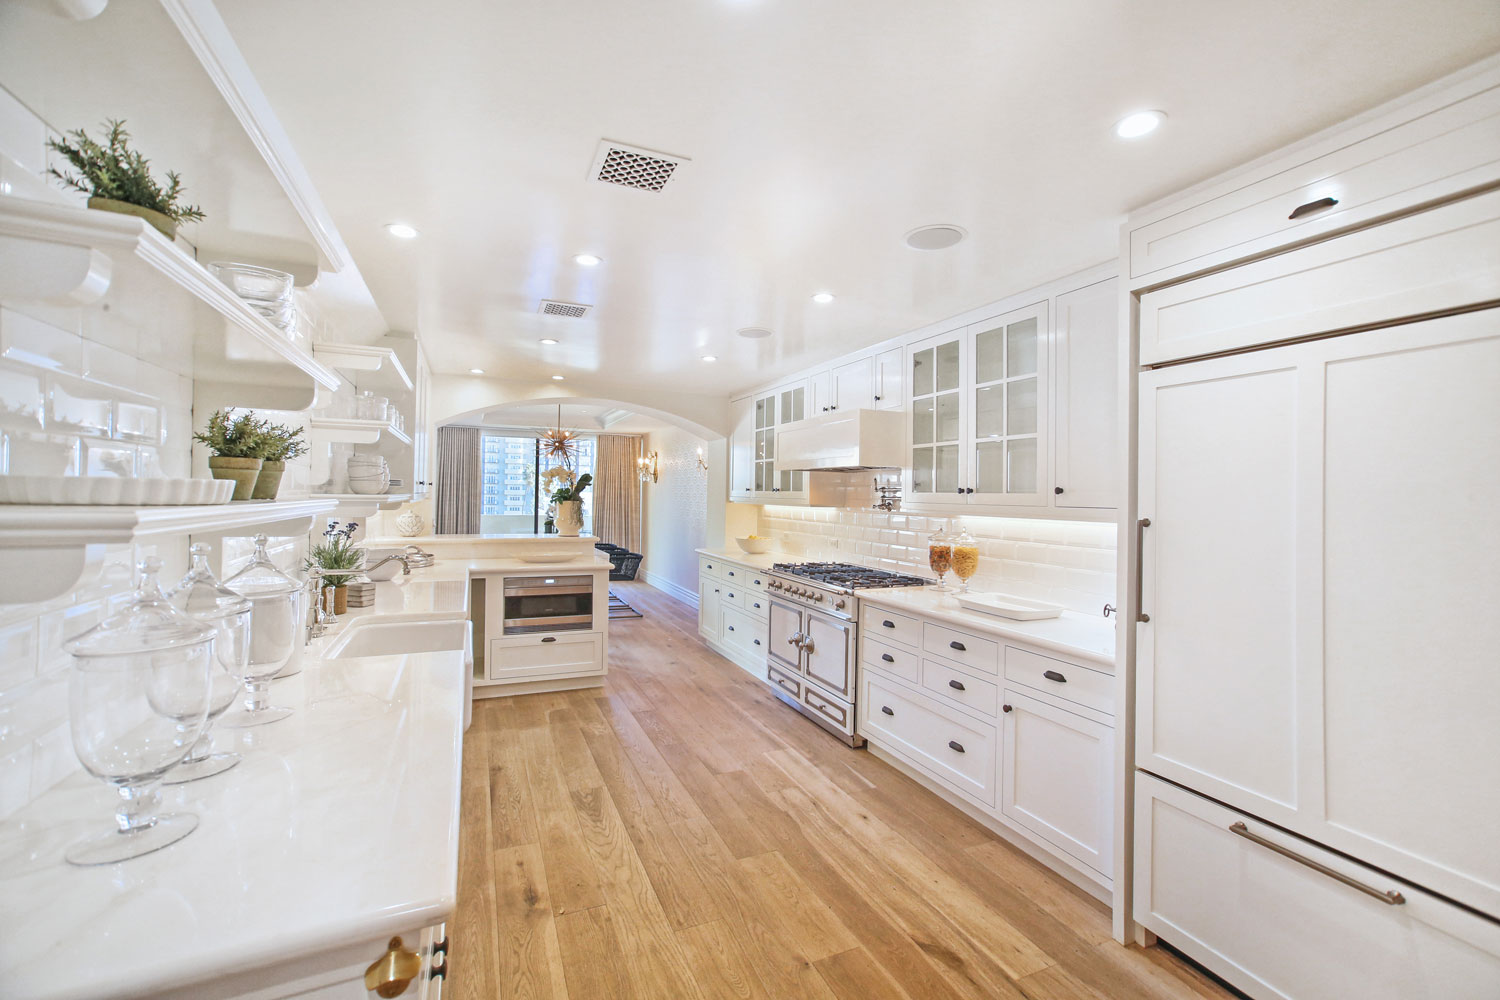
0;476;235;505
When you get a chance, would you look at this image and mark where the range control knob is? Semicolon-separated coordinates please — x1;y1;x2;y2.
814;594;824;602
834;599;846;610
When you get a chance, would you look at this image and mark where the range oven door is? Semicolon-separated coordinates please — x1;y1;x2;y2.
767;600;805;674
503;575;593;634
801;613;854;699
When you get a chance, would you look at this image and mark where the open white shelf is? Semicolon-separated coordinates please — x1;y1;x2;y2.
0;496;337;604
308;417;412;447
311;343;414;393
310;493;411;517
0;197;342;410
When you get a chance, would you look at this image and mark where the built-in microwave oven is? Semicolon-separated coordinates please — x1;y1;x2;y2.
502;575;593;634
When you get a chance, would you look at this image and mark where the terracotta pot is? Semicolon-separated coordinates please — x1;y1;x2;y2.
87;196;177;239
250;460;286;500
555;500;583;536
332;585;348;616
207;456;263;501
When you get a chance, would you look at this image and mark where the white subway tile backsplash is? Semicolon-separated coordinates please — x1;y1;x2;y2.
28;720;74;800
0;619;38;690
0;745;32;821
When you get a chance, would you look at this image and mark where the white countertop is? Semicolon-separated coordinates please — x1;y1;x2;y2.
858;587;1117;668
695;546;785;572
0;645;466;1000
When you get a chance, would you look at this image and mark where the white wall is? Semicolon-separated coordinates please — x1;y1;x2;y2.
640;425;711;604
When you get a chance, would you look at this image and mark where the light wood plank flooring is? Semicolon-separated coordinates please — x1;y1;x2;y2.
451;581;1236;1000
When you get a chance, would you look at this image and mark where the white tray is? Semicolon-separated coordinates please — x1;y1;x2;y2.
0;476;235;505
955;592;1064;621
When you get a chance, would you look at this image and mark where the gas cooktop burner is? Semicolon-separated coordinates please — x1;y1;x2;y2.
770;562;930;590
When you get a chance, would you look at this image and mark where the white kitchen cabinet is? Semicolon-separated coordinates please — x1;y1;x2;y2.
831;357;875;412
874;347;903;410
1135;773;1500;1000
807;368;833;414
697;553;770;675
698;575;724;640
1052;278;1119;508
732;382;809;504
967;302;1049;507
728;394;756;501
907;329;966;498
1137;306;1500;918
1001;688;1114;878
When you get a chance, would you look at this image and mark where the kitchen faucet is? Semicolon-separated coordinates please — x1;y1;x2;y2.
364;554;411;576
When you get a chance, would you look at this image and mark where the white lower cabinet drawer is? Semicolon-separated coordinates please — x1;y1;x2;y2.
1135;772;1500;1000
860;674;996;806
922;622;1000;675
1004;645;1113;715
742;591;770;619
861;605;921;648
861;636;920;684
922;658;999;717
720;605;765;660
488;632;603;682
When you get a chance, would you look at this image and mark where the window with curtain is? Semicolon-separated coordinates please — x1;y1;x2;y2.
479;432;596;534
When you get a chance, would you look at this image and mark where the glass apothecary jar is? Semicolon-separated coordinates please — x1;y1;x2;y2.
222;534;301;726
63;558;216;865
167;543;251;781
928;519;954;592
951;525;979;593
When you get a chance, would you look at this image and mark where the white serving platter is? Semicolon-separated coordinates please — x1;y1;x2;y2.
955;592;1064;621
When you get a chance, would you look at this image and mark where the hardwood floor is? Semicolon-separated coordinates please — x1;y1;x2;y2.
451;581;1236;1000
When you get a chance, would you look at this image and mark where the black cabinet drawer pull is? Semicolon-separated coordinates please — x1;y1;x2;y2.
881;705;894;716
1054;486;1064;494
1043;669;1066;683
948;740;965;753
541;636;556;643
1003;703;1012;713
727;625;735;631
1288;195;1339;220
881;653;894;662
753;638;762;646
948;679;965;691
949;640;966;651
882;620;895;628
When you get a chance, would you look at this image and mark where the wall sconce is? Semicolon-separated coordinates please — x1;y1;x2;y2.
637;451;659;483
695;446;709;472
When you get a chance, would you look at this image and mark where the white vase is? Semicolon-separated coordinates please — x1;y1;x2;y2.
395;508;424;537
555;500;583;536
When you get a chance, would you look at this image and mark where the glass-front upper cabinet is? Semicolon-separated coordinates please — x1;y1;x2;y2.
969;302;1048;506
776;383;807;497
909;333;964;497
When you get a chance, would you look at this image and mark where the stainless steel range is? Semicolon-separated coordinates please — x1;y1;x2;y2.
764;562;929;746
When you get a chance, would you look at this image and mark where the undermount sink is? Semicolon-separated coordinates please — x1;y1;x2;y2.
323;617;468;658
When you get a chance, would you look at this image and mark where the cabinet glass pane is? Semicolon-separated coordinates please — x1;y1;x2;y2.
755;398;768;430
936;391;961;442
975;327;1004;384
1007;438;1037;493
754;462;766;491
759;429;774;460
1007;376;1037;435
975;384;1003;439
1007;318;1038;377
975;440;1005;493
935;444;960;494
780;388;805;424
912;447;933;493
936;341;961;393
912;348;934;397
912;397;935;445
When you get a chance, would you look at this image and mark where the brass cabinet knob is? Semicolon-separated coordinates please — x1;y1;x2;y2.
365;936;423;998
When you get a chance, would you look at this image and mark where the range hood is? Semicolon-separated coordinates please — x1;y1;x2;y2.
776;409;905;471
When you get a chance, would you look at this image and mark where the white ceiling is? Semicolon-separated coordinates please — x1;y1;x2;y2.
467;401;672;435
216;0;1500;396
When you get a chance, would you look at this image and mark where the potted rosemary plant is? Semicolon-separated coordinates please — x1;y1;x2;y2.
542;467;592;537
193;410;263;501
305;521;361;615
251;421;308;500
47;120;206;239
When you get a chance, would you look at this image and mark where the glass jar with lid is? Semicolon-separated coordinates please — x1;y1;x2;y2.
166;543;252;781
62;557;216;865
928;518;955;592
221;534;301;726
950;524;979;593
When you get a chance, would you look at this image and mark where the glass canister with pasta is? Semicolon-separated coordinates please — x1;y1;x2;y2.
928;519;954;592
951;524;979;593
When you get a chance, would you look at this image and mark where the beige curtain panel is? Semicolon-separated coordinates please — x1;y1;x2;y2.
433;425;482;534
594;434;642;552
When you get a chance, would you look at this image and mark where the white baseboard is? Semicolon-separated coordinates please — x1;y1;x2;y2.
645;571;698;608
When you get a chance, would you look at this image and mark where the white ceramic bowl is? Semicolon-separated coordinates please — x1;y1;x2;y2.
736;536;772;554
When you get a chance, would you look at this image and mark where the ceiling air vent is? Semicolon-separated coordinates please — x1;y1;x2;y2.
539;299;592;319
590;140;688;193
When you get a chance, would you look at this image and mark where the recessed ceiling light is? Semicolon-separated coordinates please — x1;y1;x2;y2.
469;368;484;374
701;355;718;362
384;223;419;239
811;292;835;304
551;374;565;381
538;338;558;345
1114;110;1165;139
572;253;602;267
904;225;967;251
736;327;773;339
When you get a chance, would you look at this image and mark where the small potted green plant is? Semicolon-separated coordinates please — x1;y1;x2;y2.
541;467;592;536
193;409;263;501
250;421;308;500
47;119;206;239
305;520;361;614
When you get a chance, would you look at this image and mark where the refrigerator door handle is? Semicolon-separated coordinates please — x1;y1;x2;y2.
1228;822;1406;905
